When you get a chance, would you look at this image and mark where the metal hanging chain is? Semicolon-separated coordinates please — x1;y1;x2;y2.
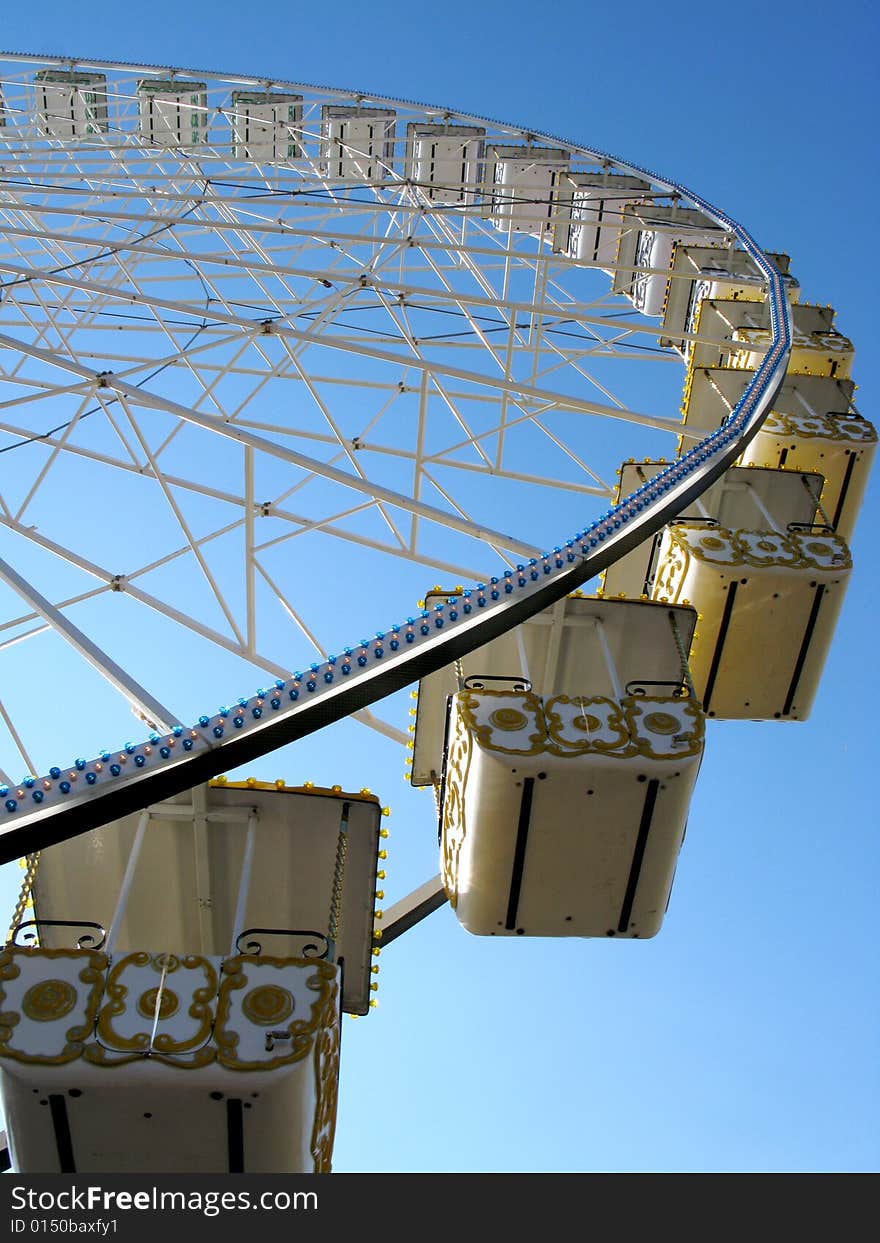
668;610;696;699
327;803;350;961
800;473;834;531
6;852;40;945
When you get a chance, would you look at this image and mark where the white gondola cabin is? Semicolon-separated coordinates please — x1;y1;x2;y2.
737;410;876;542
0;780;384;1173
551;170;651;269
412;594;704;940
137;79;208;147
687;299;843;373
679;359;874;543
679;365;856;439
603;463;852;720
728;321;854;379
660;244;798;352
611;203;721;316
404;122;485;204
34;71;107;139
229;91;303;163
484;144;569;236
319;105;396;181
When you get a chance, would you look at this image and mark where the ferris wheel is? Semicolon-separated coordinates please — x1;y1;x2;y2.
0;52;870;1176
0;53;793;854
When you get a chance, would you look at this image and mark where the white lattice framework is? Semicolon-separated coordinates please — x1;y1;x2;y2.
0;54;791;857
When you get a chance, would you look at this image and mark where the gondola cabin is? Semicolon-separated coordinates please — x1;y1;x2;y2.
679;365;856;439
0;780;384;1174
603;463;852;719
484;144;570;236
729;322;854;380
551;170;651;270
686;300;843;373
659;244;798;353
229;91;303;163
319;105;396;181
679;361;874;543
737;410;876;543
137;79;208;147
411;594;704;940
611;202;721;316
404;122;486;204
34;70;107;139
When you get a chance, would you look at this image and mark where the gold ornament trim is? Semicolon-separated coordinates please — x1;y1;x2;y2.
0;947;107;1066
241;984;294;1026
136;987;180;1021
624;697;704;760
755;410;876;444
446;690;703;772
456;690;547;757
22;978;77;1022
309;978;341;1174
488;707;529;732
642;711;680;735
215;956;337;1072
543;695;630;754
658;524;852;575
91;951;218;1061
439;703;474;910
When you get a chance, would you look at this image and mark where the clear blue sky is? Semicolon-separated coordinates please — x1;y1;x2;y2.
0;0;877;1174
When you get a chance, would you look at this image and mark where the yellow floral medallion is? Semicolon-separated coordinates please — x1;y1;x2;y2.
241;984;295;1026
136;987;180;1021
22;978;77;1023
489;708;529;732
643;712;681;735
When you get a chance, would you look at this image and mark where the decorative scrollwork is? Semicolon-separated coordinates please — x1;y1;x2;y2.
10;919;106;951
234;928;330;960
786;521;835;534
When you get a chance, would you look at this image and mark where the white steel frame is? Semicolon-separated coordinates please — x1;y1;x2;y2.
0;54;791;860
